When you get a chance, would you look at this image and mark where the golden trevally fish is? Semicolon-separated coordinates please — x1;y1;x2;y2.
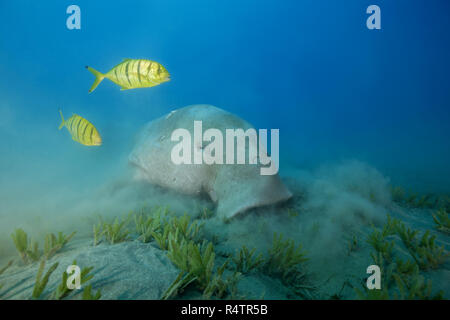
86;58;170;93
58;110;102;146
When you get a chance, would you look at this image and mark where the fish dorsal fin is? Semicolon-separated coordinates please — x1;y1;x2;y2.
122;58;132;62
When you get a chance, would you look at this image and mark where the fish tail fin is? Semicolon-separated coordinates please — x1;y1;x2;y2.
86;66;105;93
58;109;65;130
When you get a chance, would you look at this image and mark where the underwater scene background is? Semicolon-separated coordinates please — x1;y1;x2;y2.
0;0;449;300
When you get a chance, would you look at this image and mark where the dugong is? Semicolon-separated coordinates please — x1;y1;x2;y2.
129;105;292;219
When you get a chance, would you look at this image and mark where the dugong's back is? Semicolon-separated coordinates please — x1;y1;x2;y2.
129;104;292;219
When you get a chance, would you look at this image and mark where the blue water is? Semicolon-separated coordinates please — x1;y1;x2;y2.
1;1;450;301
1;0;449;197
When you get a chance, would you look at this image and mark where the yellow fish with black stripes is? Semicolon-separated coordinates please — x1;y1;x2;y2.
86;58;170;93
58;110;102;146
